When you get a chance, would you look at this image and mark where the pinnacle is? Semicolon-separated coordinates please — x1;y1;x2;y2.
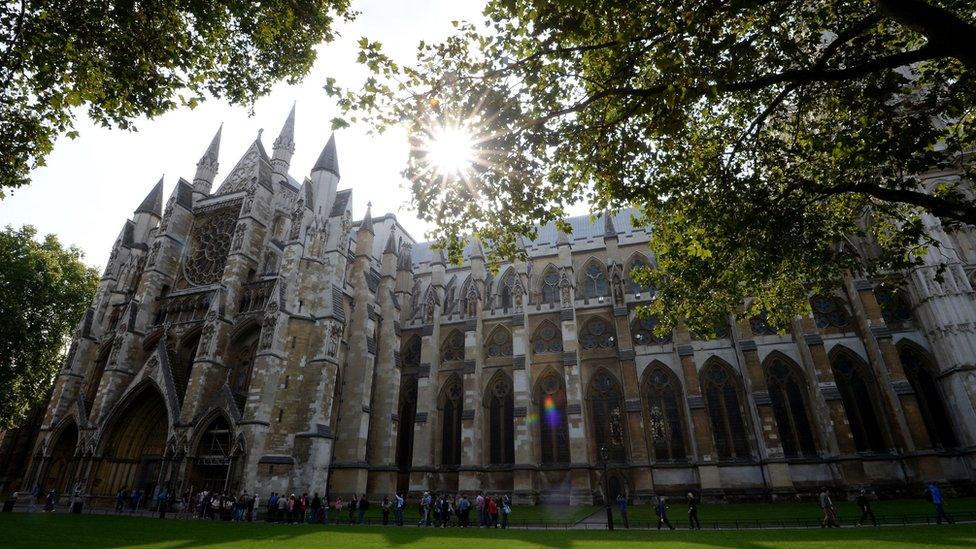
274;102;296;149
135;176;164;216
312;133;340;178
200;124;222;163
359;200;374;234
604;210;618;238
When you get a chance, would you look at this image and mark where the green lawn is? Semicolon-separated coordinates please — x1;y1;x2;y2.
0;513;973;548
619;497;976;526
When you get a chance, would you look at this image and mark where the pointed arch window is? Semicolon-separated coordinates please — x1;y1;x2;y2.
899;345;957;448
227;328;260;409
84;348;110;415
831;351;888;452
701;362;752;460
632;316;671;345
402;336;422;368
485;327;513;358
643;365;686;461
627;257;653;294
877;288;914;324
487;374;515;464
396;376;418;470
588;370;627;462
440;377;464;466
579;317;616;350
750;313;777;336
541;266;560;305
582;261;609;299
765;356;817;457
441;330;465;361
536;372;571;464
811;296;851;329
532;322;563;354
500;270;516;309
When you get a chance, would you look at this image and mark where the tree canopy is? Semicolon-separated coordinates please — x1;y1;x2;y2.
0;0;354;197
329;0;976;333
0;226;98;428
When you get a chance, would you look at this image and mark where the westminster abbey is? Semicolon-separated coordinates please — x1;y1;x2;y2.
3;106;976;505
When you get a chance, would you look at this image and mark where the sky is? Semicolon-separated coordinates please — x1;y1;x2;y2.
0;0;487;269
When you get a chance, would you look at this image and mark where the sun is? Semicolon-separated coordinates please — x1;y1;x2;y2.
424;124;477;177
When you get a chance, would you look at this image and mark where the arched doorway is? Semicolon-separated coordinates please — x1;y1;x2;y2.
186;415;238;494
93;384;170;499
43;420;79;494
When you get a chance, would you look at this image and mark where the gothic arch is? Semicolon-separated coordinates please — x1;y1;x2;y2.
579;257;609;299
625;252;654;294
484;325;514;358
83;343;112;418
533;368;571;464
441;329;465;361
401;334;422;368
579;316;617;350
700;358;753;460
498;267;517;310
396;375;419;472
586;368;627;462
828;345;890;453
811;294;853;330
632;315;672;345
224;322;261;409
93;381;171;497
484;370;515;465
42;416;79;494
438;374;464;466
897;341;958;448
538;264;560;305
762;351;818;457
186;411;241;493
531;320;563;354
640;362;687;461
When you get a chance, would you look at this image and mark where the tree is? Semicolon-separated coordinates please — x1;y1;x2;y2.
329;0;976;332
0;226;99;428
0;0;354;197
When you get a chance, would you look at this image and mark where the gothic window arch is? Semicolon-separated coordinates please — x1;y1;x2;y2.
579;317;616;350
531;320;563;354
499;268;516;309
626;254;653;294
811;296;852;329
485;326;513;358
588;369;627;462
271;214;286;240
441;330;465;361
396;376;418;470
877;287;914;324
439;375;464;466
402;335;422;368
226;325;261;411
263;251;279;275
581;259;609;299
830;348;888;453
486;372;515;464
541;265;560;305
459;277;473;316
763;354;817;458
535;371;571;464
700;360;752;460
84;345;111;415
641;364;687;461
750;313;777;336
632;316;672;345
898;343;958;448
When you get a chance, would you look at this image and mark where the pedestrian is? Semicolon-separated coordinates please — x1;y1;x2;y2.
311;493;322;524
819;487;839;528
158;489;169;519
687;491;701;530
358;494;369;524
394;492;405;526
476;492;485;527
115;488;127;512
419;491;431;526
856;489;877;527
44;489;57;512
276;493;287;523
616;493;629;529
267;493;277;522
927;482;954;525
458;494;470;527
440;494;451;527
334;496;344;525
248;492;257;522
501;495;512;529
655;495;674;530
347;495;356;524
29;483;42;513
487;495;499;528
132;488;143;511
381;495;391;525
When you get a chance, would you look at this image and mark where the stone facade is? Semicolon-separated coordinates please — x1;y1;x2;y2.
11;108;976;506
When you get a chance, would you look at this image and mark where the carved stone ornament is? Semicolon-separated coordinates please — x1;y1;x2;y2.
232;222;247;251
147;241;161;267
242;187;255;215
199;322;216;356
259;313;277;350
289;199;305;240
327;322;342;358
145;355;159;373
559;269;573;307
159;196;175;232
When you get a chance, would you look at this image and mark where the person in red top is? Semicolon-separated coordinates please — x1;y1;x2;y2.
486;496;499;528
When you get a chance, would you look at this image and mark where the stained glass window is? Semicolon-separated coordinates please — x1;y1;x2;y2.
441;330;465;361
537;372;571;464
440;376;463;466
811;296;851;329
532;321;563;354
831;351;887;452
765;357;817;457
582;261;609;298
701;362;751;460
487;374;515;464
542;267;560;305
632;316;671;345
877;287;914;324
643;365;686;461
580;318;616;350
485;327;513;357
899;345;957;448
588;370;627;462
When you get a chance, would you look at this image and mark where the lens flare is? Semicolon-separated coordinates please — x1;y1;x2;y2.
424;124;476;177
543;394;561;427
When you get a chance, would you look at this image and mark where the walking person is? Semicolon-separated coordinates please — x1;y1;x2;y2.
819;487;839;528
381;495;391;525
333;496;344;525
616;493;629;529
115;488;128;512
347;495;356;525
418;491;431;526
500;495;512;529
487;495;499;528
276;493;287;523
357;494;369;524
687;491;701;530
655;495;674;530
928;482;955;525
856;489;877;527
458;494;470;527
394;492;405;526
29;483;43;513
475;492;485;527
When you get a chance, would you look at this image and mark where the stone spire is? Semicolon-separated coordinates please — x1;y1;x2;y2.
358;201;374;235
556;226;570;247
194;124;222;196
470;238;484;259
312;133;340;178
383;228;397;255
135;176;164;217
603;211;618;239
272;103;296;183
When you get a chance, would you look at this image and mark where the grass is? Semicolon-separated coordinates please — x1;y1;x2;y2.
0;513;974;548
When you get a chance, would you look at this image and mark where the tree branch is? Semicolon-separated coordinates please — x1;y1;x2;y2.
876;0;976;67
811;181;976;223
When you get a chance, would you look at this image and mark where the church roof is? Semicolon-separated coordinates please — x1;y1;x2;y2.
312;134;340;177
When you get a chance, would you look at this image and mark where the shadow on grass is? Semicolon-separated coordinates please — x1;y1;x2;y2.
1;512;975;548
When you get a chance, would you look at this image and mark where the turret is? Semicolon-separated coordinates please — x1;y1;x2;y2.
193;125;222;197
354;202;375;257
309;133;340;216
133;176;163;243
381;229;398;277
272;103;296;184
